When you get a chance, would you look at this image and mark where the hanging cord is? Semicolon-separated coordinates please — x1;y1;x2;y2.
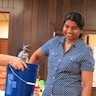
9;65;35;86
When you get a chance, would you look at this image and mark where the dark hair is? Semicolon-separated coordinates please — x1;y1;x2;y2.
63;12;84;38
63;12;84;29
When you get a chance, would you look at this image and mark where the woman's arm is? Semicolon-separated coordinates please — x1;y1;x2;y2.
81;71;93;96
0;54;27;71
29;48;44;64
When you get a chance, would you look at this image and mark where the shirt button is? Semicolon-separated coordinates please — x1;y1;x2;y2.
51;85;53;87
53;76;55;79
59;59;61;62
71;58;73;60
52;53;54;55
55;67;57;70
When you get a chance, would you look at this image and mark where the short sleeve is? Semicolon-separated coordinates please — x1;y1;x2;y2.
40;36;58;56
40;36;61;56
80;47;95;72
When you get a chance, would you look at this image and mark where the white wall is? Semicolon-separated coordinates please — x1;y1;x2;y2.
0;20;8;38
88;34;96;85
93;47;96;82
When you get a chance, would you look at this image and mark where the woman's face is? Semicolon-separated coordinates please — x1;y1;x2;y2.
63;20;82;42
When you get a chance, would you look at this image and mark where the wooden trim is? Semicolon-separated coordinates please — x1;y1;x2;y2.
0;38;8;40
52;25;96;36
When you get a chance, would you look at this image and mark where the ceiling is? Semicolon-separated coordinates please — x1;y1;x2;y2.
0;13;9;21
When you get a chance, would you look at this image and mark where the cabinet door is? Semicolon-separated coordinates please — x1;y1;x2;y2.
0;39;8;54
91;87;96;96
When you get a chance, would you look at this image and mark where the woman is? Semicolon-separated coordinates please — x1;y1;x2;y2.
29;12;95;96
0;54;27;71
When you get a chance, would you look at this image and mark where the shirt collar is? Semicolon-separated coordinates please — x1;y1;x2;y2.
58;36;84;48
73;38;84;48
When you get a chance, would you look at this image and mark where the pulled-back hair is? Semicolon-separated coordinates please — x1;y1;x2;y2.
63;12;84;29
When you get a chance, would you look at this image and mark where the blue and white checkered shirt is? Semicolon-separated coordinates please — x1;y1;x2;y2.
40;36;95;96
